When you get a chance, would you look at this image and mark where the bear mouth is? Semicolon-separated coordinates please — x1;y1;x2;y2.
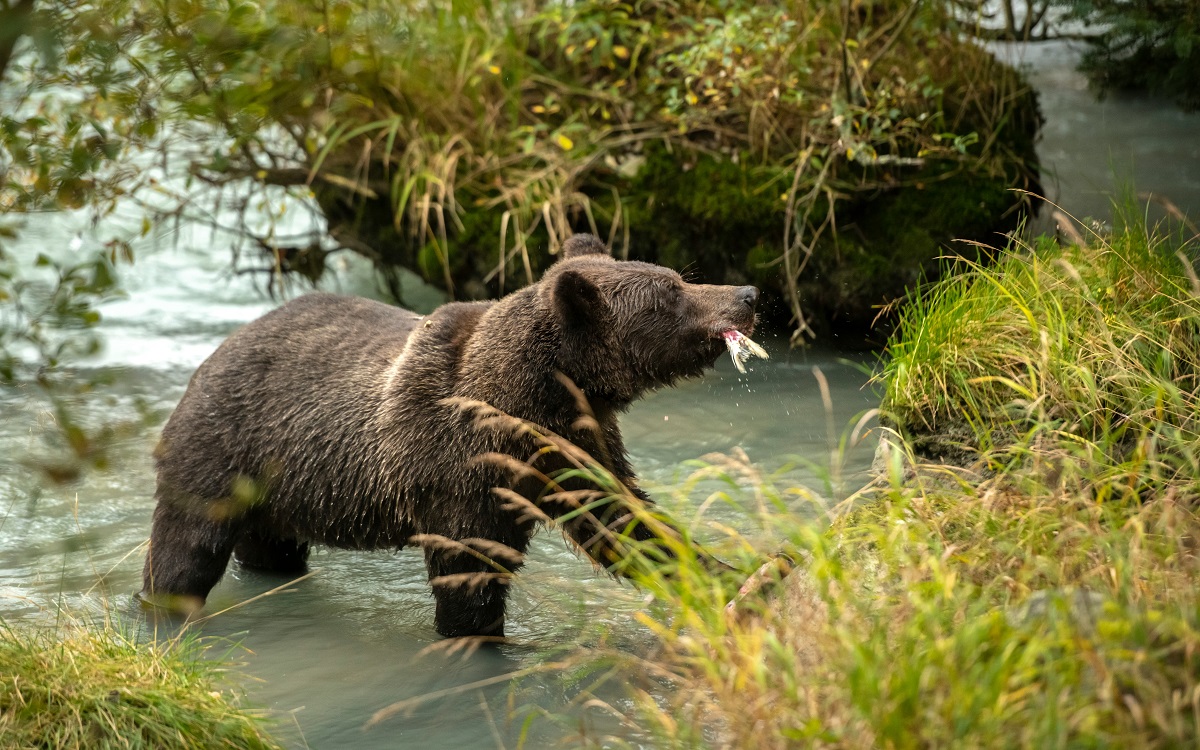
701;320;758;366
712;320;756;343
699;324;752;361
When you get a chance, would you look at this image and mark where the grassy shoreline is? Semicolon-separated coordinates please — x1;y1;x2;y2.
0;616;281;749
590;209;1200;748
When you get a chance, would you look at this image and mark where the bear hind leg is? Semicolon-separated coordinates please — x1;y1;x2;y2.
140;498;241;615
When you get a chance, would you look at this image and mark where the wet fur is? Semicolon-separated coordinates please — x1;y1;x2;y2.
142;234;758;637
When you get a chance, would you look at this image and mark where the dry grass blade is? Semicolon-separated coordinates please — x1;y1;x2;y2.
365;661;572;730
491;487;552;524
408;534;523;570
429;572;514;592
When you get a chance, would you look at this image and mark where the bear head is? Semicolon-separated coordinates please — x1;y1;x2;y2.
540;234;759;404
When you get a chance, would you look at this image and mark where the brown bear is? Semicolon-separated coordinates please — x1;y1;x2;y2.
141;234;759;637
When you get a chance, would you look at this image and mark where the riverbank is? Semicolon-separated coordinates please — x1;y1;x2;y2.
0;616;280;748
600;207;1200;747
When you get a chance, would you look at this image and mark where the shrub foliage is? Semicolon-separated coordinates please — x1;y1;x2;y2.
0;0;1041;337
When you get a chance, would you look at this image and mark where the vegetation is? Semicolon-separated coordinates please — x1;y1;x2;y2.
1065;0;1200;111
0;0;1041;339
884;202;1200;462
0;617;281;749
0;243;133;483
548;210;1200;747
2;0;1192;743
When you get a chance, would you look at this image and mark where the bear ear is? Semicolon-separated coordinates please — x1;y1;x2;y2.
560;234;611;260
552;269;604;327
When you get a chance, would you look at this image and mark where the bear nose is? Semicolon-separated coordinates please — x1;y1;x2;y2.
737;286;759;310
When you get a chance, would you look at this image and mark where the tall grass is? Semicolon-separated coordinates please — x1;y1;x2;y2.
545;210;1200;748
884;208;1200;464
0;615;281;749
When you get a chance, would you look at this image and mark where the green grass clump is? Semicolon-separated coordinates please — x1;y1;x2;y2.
0;619;281;750
883;210;1200;469
547;213;1200;748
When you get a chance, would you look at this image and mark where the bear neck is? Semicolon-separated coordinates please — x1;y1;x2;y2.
454;288;636;435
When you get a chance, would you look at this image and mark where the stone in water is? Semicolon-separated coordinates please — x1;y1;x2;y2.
723;330;769;373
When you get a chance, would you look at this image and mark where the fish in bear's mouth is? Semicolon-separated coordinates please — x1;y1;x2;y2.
721;329;769;373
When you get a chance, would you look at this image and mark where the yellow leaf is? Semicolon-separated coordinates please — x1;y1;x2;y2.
685;92;698;105
585;38;597;50
556;134;574;151
613;45;629;60
531;105;546;114
487;65;501;75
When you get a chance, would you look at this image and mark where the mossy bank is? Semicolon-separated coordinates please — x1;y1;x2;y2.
309;0;1042;341
29;0;1041;341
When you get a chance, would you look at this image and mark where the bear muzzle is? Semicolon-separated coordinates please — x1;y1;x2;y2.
708;284;760;340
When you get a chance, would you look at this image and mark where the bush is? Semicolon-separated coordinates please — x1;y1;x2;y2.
1;0;1042;339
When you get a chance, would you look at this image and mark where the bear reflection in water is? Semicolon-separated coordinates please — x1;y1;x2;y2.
140;234;760;637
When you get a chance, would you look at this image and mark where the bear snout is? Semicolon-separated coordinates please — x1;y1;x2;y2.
717;284;759;337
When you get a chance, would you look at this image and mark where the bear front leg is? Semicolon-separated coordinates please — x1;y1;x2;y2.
140;497;242;615
422;539;526;638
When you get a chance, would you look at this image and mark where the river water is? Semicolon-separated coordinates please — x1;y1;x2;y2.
2;40;1197;749
990;40;1200;229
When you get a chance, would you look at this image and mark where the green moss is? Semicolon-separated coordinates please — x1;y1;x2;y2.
743;241;780;288
629;145;789;228
875;171;1016;246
